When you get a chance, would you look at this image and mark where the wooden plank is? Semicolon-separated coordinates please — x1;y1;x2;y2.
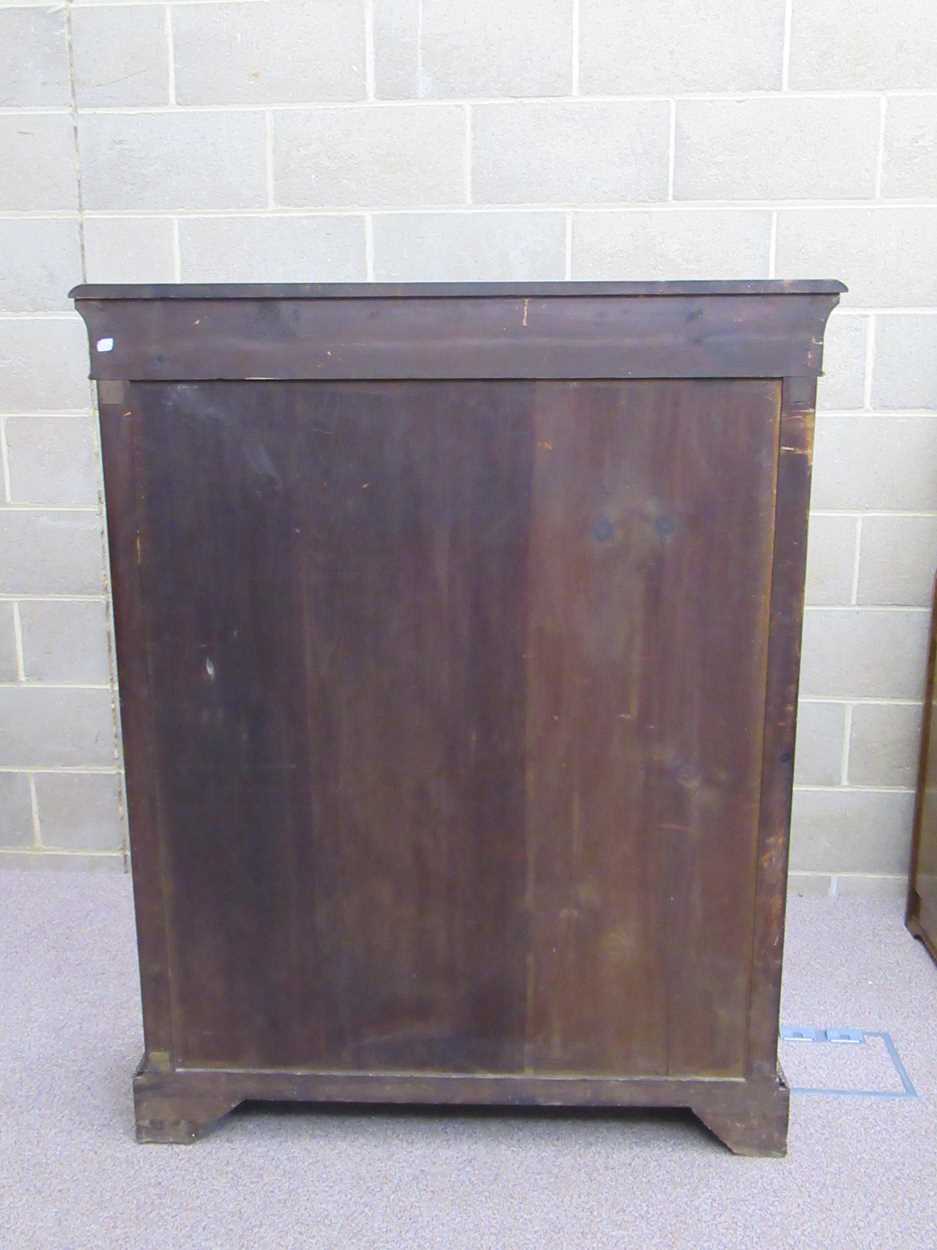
75;292;838;382
129;380;536;1070
747;375;816;1079
521;379;779;1079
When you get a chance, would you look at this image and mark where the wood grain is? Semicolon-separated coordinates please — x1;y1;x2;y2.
76;290;837;382
77;280;842;1154
117;377;778;1079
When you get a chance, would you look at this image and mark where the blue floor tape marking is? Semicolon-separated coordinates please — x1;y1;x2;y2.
781;1027;918;1100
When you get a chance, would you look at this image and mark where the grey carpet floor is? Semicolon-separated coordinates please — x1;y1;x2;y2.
2;872;936;1250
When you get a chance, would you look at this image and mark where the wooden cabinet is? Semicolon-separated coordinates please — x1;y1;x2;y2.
908;574;937;965
72;280;843;1155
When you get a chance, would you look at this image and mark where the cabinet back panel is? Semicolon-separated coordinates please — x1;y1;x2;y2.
123;377;779;1077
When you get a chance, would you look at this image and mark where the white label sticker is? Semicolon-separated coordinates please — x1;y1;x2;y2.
96;337;115;353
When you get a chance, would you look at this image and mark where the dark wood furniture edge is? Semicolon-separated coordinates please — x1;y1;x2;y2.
133;1058;789;1155
692;1075;790;1158
98;380;176;1057
906;909;937;966
906;572;937;958
73;290;841;383
747;374;817;1084
71;279;847;301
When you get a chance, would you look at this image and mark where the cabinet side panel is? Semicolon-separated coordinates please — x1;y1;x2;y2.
748;377;816;1079
98;386;174;1057
522;379;780;1078
907;578;937;958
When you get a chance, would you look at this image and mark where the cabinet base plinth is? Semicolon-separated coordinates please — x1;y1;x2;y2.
133;1063;242;1144
907;899;937;967
131;1057;789;1155
692;1077;789;1157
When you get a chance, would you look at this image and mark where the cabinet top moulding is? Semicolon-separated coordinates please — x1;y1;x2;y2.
71;279;846;385
70;279;846;301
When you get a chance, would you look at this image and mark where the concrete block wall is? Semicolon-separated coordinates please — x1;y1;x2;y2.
0;0;935;896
